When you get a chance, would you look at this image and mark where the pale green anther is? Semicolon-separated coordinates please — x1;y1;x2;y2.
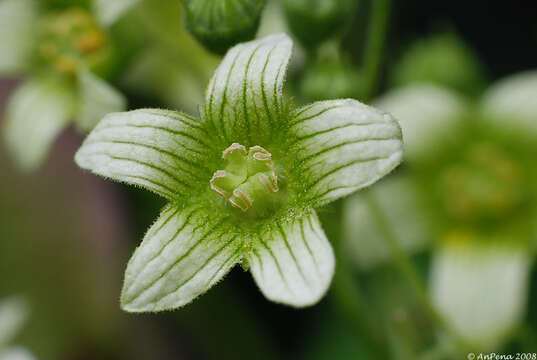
211;143;279;212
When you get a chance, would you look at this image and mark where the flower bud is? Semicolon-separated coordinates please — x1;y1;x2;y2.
300;57;362;101
181;0;266;54
391;33;485;96
281;0;357;48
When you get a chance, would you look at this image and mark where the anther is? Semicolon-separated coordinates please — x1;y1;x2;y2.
250;145;272;162
259;172;279;193
223;143;247;159
210;170;231;198
229;189;252;211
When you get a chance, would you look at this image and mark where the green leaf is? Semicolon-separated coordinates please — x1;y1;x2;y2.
0;297;28;347
75;109;212;201
120;205;243;312
374;84;466;162
92;0;141;26
290;99;403;207
343;175;430;270
430;241;530;350
75;69;126;132
0;0;38;75
481;70;537;136
3;78;75;171
247;211;334;307
203;33;292;145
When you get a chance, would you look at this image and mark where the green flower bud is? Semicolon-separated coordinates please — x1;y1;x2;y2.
281;0;357;48
392;33;486;96
300;57;362;101
181;0;266;54
37;8;115;77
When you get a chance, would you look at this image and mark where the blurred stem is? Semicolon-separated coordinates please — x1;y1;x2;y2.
328;201;388;359
363;189;472;356
328;2;394;357
362;0;391;100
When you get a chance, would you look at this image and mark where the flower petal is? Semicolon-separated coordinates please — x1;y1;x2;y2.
3;78;75;171
93;0;141;26
75;69;126;132
374;84;467;162
290;99;403;206
0;297;28;347
430;241;530;350
0;347;36;360
75;109;212;200
0;0;37;75
343;175;430;270
247;211;335;307
203;33;292;145
120;205;242;312
481;70;537;136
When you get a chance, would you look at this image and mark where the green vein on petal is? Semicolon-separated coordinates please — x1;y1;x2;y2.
75;109;211;200
290;99;404;206
121;204;242;312
247;211;334;307
203;33;292;145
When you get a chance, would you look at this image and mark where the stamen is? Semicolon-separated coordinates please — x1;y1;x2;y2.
210;143;281;215
230;189;252;211
250;145;272;162
259;173;279;193
223;143;247;159
210;170;231;198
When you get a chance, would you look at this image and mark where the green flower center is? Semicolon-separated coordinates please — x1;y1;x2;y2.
210;143;281;216
38;8;107;74
440;143;525;222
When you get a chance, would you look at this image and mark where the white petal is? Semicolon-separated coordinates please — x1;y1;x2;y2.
75;69;126;132
3;78;75;171
481;70;537;136
0;0;37;74
430;242;530;350
374;84;467;162
75;109;212;200
203;33;292;145
0;297;28;347
290;99;403;206
0;347;36;360
121;205;242;312
92;0;141;26
343;175;430;269
248;211;335;307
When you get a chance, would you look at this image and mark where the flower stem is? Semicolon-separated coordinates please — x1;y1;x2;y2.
362;0;391;101
362;189;472;356
326;201;388;359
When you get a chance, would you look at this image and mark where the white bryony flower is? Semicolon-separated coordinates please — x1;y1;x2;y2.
75;33;403;312
0;0;126;171
345;72;537;350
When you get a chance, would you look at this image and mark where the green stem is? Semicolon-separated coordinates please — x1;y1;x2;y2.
363;189;472;356
362;0;391;101
328;2;394;357
327;201;388;359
